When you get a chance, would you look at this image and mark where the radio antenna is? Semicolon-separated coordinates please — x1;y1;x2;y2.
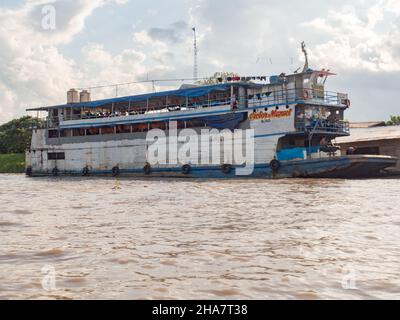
192;27;198;83
301;41;309;72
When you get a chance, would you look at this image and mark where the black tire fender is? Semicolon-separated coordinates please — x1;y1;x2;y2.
182;164;191;175
26;166;33;176
52;167;59;176
82;167;90;176
112;166;120;177
222;164;232;175
270;159;281;172
143;163;152;175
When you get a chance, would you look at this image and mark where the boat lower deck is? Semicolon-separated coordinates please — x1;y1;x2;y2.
26;155;398;179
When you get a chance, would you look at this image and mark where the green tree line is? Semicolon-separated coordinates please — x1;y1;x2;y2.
386;116;400;126
0;116;44;154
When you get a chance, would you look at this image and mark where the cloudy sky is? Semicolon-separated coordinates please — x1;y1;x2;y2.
0;0;399;123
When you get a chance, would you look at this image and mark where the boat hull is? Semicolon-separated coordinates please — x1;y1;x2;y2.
280;155;398;179
26;155;397;179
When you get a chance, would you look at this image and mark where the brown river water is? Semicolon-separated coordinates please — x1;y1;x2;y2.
0;174;400;300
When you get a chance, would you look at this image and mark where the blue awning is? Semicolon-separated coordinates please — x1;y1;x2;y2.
27;82;264;111
76;84;231;108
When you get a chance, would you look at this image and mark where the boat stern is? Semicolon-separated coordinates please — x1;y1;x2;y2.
285;155;398;179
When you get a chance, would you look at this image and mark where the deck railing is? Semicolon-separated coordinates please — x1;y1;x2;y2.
295;118;350;135
43;88;349;128
247;89;348;108
309;90;348;106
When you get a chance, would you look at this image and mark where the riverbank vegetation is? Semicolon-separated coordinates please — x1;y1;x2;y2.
0;153;25;173
0;116;44;154
386;116;400;126
0;116;44;173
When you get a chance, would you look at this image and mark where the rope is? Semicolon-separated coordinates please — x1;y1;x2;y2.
76;75;273;91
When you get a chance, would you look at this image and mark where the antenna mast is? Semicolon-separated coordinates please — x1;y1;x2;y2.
192;27;198;83
301;41;309;73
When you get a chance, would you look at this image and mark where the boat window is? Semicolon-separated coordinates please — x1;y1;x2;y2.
131;123;149;132
185;118;206;128
87;127;100;135
100;127;115;135
354;147;380;155
48;130;58;138
177;121;186;129
277;136;307;151
72;128;86;136
116;125;131;134
150;122;167;130
48;152;65;160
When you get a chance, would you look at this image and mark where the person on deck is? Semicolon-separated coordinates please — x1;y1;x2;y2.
320;136;328;146
231;94;238;109
347;147;356;155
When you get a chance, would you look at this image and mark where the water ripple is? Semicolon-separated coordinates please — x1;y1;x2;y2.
0;175;400;299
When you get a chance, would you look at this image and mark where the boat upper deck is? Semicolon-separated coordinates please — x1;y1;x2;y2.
27;77;349;130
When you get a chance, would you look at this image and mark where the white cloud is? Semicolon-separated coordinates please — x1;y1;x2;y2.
0;0;141;122
79;43;149;98
0;0;107;47
186;0;400;120
1;0;400;123
303;1;400;72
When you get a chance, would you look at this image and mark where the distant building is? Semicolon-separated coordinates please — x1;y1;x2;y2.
349;121;386;129
336;124;400;175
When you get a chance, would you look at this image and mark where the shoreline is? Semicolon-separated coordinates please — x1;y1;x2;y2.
0;153;25;174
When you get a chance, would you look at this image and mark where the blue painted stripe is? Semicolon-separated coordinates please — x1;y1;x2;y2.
87;164;268;174
254;132;289;139
31;157;356;178
47;158;349;175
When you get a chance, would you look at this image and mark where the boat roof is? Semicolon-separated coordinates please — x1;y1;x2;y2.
336;125;400;143
349;121;386;129
26;82;263;112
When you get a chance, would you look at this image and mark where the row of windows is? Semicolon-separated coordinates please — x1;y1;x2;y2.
48;119;218;138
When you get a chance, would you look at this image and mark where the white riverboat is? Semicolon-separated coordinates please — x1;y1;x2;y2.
26;46;397;178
